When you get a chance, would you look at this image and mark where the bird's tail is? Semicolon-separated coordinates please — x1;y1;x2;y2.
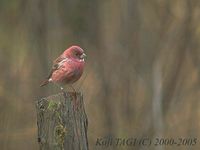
40;79;49;87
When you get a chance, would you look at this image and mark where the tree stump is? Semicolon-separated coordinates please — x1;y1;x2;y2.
36;92;89;150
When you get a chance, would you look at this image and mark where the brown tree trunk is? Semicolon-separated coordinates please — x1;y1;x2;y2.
36;92;89;150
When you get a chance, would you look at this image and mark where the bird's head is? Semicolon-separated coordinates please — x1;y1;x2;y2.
63;45;86;62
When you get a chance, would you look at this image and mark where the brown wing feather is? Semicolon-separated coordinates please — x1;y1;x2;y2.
47;55;65;79
40;55;67;87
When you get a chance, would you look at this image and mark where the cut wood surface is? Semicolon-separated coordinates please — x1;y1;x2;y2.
36;92;88;150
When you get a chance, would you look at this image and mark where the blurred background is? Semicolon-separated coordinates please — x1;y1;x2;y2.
0;0;200;149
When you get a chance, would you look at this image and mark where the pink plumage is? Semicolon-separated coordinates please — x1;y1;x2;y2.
40;46;86;88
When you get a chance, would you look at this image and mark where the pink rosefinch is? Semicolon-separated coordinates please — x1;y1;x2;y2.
40;45;86;91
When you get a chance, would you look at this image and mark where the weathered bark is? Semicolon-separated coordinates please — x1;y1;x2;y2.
36;92;88;150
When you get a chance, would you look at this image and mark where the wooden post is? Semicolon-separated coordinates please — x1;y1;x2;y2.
36;92;89;150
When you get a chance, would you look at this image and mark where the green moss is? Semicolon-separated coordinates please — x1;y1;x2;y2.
54;124;67;147
47;100;60;111
47;100;66;149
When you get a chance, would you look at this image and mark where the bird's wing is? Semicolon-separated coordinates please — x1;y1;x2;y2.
50;61;77;83
47;55;66;79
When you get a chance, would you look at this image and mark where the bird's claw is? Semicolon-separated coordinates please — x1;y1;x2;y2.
60;87;64;91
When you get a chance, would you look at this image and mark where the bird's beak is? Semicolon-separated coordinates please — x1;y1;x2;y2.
80;53;87;59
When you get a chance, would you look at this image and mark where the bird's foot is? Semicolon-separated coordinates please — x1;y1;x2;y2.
60;87;66;95
60;87;68;98
60;86;64;91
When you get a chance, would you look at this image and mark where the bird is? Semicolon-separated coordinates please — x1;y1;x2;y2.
40;45;86;92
